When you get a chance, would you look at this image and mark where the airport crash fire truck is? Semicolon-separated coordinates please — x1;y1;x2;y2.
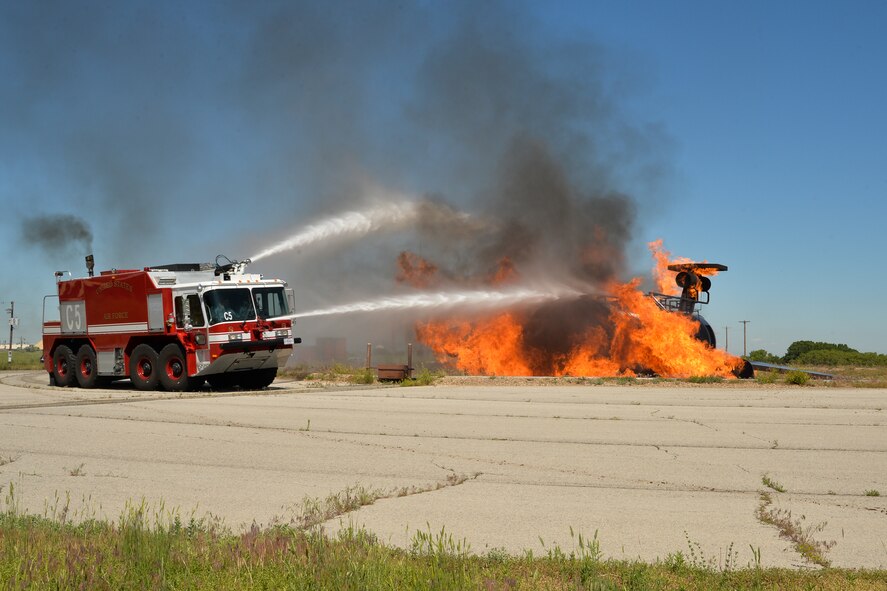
42;255;299;391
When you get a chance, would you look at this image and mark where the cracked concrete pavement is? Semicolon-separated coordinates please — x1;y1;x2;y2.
1;370;886;568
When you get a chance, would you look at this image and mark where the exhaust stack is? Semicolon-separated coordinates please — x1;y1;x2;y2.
85;254;95;278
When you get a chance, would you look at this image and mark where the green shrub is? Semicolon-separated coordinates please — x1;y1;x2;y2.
783;341;857;363
784;371;810;386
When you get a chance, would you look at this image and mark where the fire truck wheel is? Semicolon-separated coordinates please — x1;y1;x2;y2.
130;344;160;391
75;345;99;388
158;344;191;391
52;345;76;388
236;368;278;390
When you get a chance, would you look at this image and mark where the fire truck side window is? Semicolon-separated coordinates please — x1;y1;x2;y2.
187;294;205;327
203;289;255;325
253;287;288;319
174;295;206;327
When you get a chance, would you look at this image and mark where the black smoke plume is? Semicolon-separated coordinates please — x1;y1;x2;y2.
22;214;93;256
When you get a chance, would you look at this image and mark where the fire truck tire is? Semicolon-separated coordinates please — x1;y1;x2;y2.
52;345;76;388
236;368;277;390
158;344;192;391
130;344;160;391
74;345;99;388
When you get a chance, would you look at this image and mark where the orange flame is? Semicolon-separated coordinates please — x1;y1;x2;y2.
410;243;744;378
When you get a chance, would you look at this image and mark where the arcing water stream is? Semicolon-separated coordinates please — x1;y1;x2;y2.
250;201;420;262
250;199;478;262
270;285;585;320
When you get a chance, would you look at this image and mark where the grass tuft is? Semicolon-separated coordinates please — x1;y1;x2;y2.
67;463;87;477
864;489;881;497
761;474;786;493
755;492;835;567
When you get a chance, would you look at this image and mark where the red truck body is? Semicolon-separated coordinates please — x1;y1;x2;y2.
42;260;297;391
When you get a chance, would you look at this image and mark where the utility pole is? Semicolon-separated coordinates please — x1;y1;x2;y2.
723;325;729;353
739;320;750;357
5;301;12;352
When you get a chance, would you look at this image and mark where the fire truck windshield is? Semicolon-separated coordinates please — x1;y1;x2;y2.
252;286;288;319
203;288;255;325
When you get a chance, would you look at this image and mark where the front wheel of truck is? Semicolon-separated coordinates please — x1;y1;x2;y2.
158;344;192;391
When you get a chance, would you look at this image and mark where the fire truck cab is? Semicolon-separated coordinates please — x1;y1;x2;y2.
42;256;299;391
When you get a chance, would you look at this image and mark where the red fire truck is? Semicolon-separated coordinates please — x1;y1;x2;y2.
42;255;299;391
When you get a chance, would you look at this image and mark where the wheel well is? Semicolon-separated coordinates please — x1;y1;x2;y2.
50;339;93;359
125;338;181;358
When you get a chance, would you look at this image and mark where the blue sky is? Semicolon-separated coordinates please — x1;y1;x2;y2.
1;1;885;356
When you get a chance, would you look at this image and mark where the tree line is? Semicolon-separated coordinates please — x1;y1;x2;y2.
747;341;887;367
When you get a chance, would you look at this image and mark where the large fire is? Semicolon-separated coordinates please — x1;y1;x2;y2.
405;243;744;378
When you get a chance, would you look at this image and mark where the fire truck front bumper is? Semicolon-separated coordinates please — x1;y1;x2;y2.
196;345;293;377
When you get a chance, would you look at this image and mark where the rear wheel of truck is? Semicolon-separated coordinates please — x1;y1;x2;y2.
236;368;278;390
75;345;99;388
158;344;192;391
130;344;159;391
52;345;76;387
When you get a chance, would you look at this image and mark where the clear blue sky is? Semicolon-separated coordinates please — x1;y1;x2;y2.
1;1;885;356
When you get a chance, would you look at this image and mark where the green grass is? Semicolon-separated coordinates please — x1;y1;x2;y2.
348;367;376;385
3;484;887;590
864;489;881;497
0;349;43;371
685;375;724;384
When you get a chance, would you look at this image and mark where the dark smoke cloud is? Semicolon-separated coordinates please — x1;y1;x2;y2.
22;214;93;256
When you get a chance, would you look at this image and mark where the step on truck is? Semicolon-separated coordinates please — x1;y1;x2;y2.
42;255;300;391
